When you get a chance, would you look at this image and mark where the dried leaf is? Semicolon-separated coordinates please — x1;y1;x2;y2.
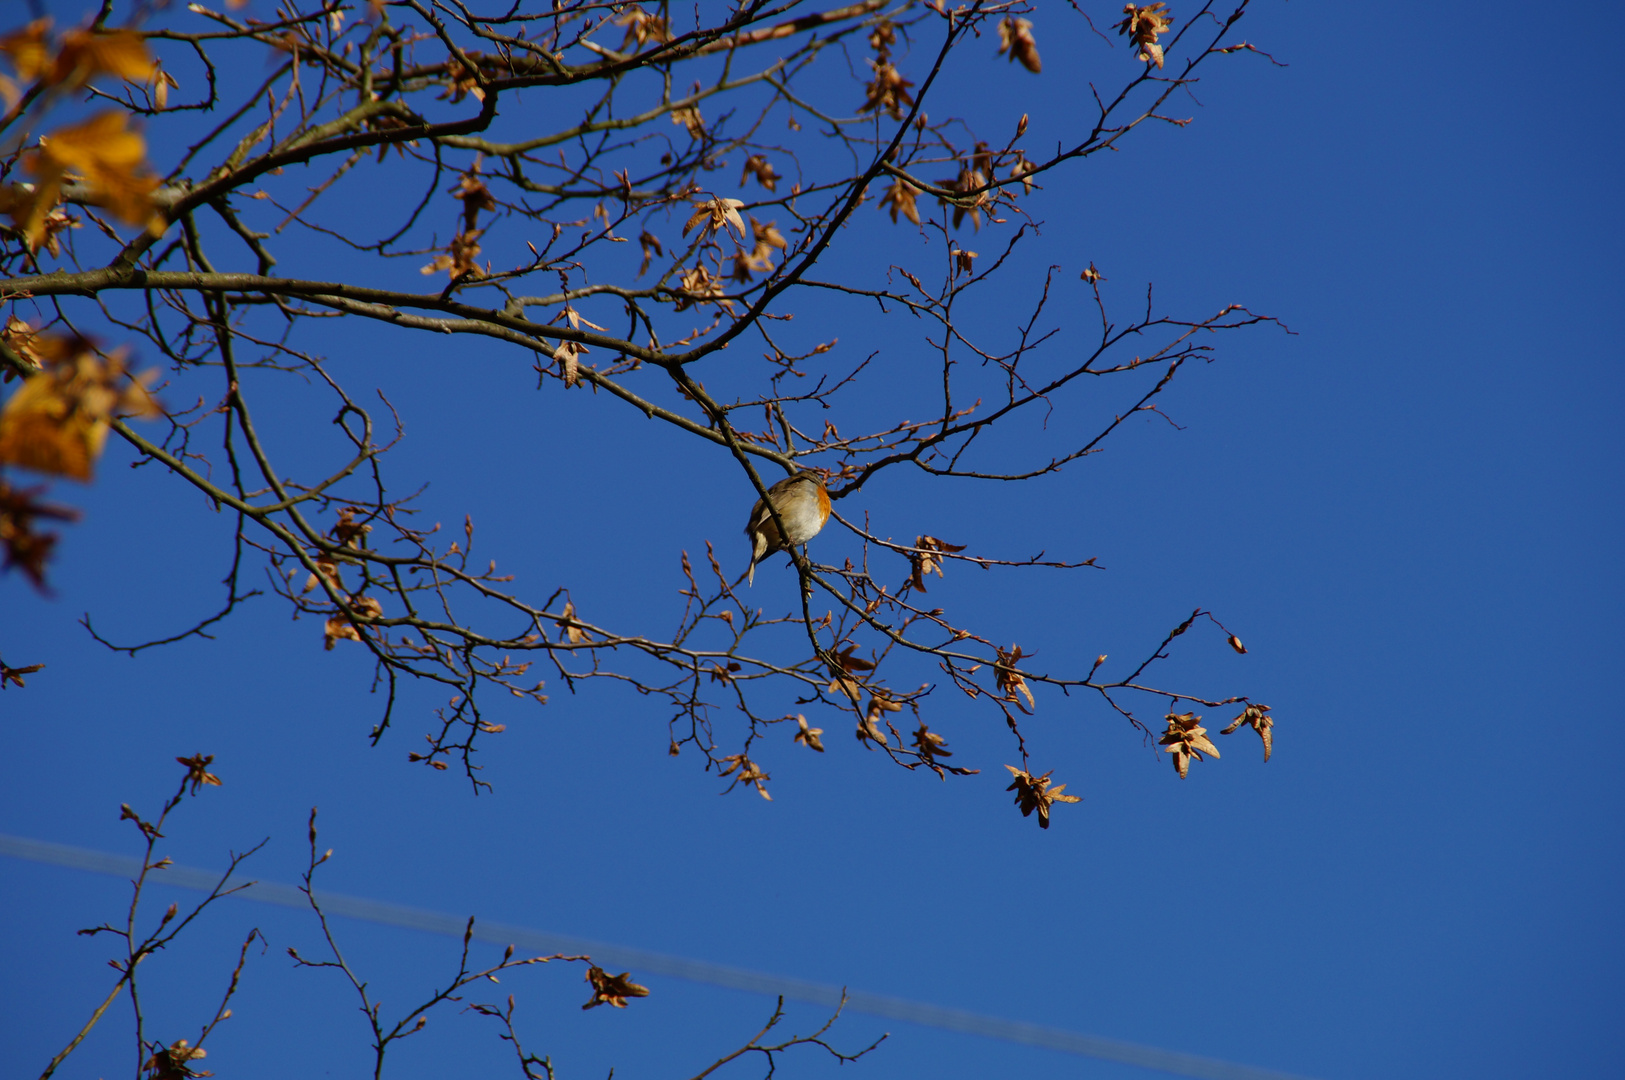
323;614;361;650
419;227;484;279
556;599;591;644
1117;3;1174;69
1159;711;1219;778
908;534;968;592
740;154;779;192
0;479;78;590
637;229;663;277
439;56;485;103
792;713;825;752
0;20;53;82
868;19;896;55
938;165;988;231
613;6;671;51
175;753;221;794
997;17;1042;73
1009;153;1038;195
912;723;952;762
1004;765;1081;829
582;965;651;1009
1;659;45;688
825;644;875;701
859;58;915;120
53;27;155;87
673;263;732;313
671;102;705;140
879;177;921;226
142;1038;210;1080
451;170;496;232
994;644;1035;712
302;552;340;595
1219;703;1274;762
683;194;746;240
555;340;587;387
717;753;772;798
1080;262;1106;284
1;316;46;376
147;62;178;109
0;344;161;481
17;111;162;248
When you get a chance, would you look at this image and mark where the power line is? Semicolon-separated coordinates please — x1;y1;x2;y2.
2;833;1315;1080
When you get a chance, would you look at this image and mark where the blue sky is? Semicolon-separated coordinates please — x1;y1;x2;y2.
2;3;1622;1079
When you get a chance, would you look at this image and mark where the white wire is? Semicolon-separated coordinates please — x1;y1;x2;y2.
1;832;1316;1080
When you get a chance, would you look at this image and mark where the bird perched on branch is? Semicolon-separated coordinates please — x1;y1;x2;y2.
744;472;830;586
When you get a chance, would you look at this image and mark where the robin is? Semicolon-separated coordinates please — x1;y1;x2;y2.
744;471;830;586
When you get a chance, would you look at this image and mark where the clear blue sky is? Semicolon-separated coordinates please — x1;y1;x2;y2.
3;3;1621;1079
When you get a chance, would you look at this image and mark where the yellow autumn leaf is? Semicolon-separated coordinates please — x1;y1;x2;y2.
0;20;53;83
0;347;160;481
54;28;154;87
18;110;162;250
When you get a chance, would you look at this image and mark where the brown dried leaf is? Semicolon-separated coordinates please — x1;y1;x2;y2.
302;552;340;594
1004;765;1081;829
792;713;825;752
683;194;746;241
1080;262;1106;284
939;166;988;231
1009;154;1038;195
673;263;732;313
1219;703;1274;762
0;479;78;590
1159;711;1220;778
997;17;1042;73
740;154;779;192
859;59;915;120
825;644;875;701
148;62;178;109
637;230;663;277
582;965;651;1009
912;722;952;761
175;753;221;795
439;56;485;103
555;340;587;387
879;177;921;226
613;6;671;51
994;644;1035;712
322;614;361;650
419;228;484;279
908;534;967;592
717;753;772;799
556;599;591;644
451;170;496;231
141;1038;210;1080
1117;4;1174;69
855;712;889;747
1;316;45;376
1;660;45;688
868;19;896;55
671;102;705;140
